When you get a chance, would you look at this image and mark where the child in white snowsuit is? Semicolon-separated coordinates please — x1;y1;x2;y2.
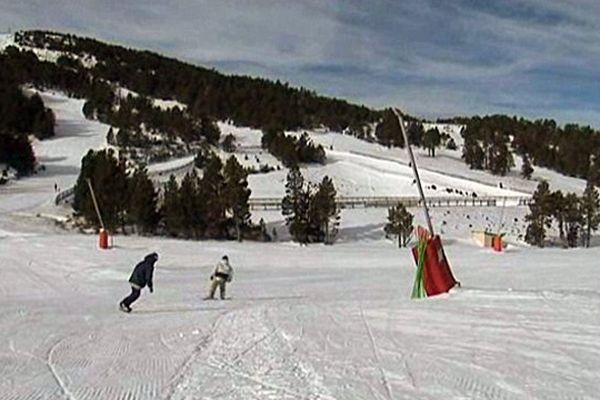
205;255;233;300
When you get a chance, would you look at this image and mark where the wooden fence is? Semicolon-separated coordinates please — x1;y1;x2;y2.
249;195;531;210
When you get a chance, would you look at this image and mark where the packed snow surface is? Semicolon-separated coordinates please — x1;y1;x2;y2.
1;89;599;399
2;227;600;400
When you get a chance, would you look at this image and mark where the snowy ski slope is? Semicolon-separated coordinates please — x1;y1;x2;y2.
0;90;108;216
0;90;599;399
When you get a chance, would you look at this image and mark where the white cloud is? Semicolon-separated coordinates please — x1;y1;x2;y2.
2;0;600;125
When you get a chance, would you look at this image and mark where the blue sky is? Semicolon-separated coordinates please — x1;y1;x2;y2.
2;0;600;126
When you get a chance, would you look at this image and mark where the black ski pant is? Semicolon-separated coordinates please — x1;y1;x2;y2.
122;286;141;308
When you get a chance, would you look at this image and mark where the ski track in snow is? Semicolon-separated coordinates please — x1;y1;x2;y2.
168;304;335;400
1;251;600;399
47;335;77;400
359;304;394;400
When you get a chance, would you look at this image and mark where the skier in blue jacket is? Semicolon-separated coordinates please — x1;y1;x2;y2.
119;252;158;313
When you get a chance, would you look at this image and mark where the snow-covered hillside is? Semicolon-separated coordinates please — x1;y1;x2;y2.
0;33;12;49
218;121;586;199
0;90;108;216
0;32;97;68
1;88;600;399
115;86;187;111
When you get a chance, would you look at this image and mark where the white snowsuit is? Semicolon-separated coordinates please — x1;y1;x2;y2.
207;259;233;299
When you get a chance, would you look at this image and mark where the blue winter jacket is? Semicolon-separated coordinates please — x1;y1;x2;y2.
129;253;157;290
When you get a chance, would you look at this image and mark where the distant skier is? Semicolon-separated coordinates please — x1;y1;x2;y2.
205;255;233;300
119;252;158;313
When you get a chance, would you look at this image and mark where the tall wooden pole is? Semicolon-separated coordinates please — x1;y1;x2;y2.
86;178;105;230
392;108;435;236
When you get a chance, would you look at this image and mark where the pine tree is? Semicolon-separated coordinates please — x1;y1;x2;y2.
487;131;514;175
258;218;271;241
0;132;35;175
550;190;566;242
580;180;600;247
384;203;414;247
116;128;131;148
261;127;280;149
446;138;457;150
179;170;203;238
423;128;441;157
563;192;582;248
223;156;252;241
106;127;116;145
73;150;99;225
82;100;96;120
462;122;513;175
128;167;159;234
524;180;553;247
161;175;184;237
113;153;130;233
309;176;340;244
407;122;423;147
462;134;485;170
282;166;310;244
31;107;55;139
521;155;534;179
200;116;221;144
375;109;404;148
72;149;129;232
193;145;213;169
200;155;226;237
222;134;236;152
588;163;600;187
